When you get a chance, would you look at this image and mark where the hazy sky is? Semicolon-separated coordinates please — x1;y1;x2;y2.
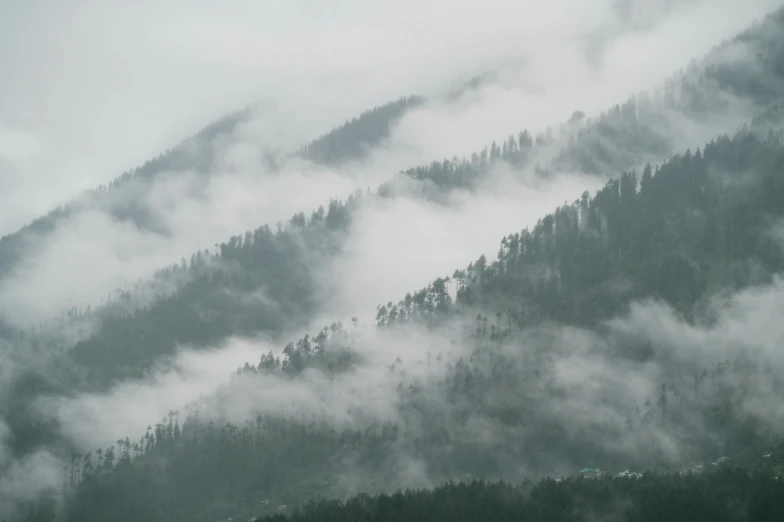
0;0;780;234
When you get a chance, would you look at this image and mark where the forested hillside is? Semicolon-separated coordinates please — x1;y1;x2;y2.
6;3;784;318
252;472;784;522
398;8;784;195
0;94;423;298
5;6;784;522
299;96;424;165
24;123;784;522
6;4;784;345
385;129;784;327
0;108;250;282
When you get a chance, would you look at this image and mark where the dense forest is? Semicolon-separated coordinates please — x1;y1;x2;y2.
250;471;784;522
299;96;424;165
6;3;784;339
15;123;784;522
4;6;784;522
380;128;784;328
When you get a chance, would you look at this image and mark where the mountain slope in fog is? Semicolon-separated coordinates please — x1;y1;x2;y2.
299;96;424;165
55;6;784;392
0;95;421;299
5;7;784;522
4;5;784;339
47;118;784;522
3;10;784;488
0;109;249;282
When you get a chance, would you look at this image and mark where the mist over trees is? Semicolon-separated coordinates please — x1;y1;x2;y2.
3;4;784;522
27;124;784;521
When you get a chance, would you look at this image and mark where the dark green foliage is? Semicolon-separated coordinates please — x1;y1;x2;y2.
12;108;784;522
59;413;405;522
8;9;784;522
438;130;784;327
300;96;424;165
14;123;784;522
378;129;784;337
254;471;784;522
32;313;784;521
64;192;363;388
394;129;538;191
15;97;784;522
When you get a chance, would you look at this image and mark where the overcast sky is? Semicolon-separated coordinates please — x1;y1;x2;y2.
0;0;780;234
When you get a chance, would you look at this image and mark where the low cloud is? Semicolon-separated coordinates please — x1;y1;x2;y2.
0;0;775;230
0;449;63;522
320;166;604;321
36;339;263;453
0;0;777;331
9;264;784;512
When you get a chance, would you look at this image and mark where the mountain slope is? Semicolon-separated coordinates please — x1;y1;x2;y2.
249;472;784;522
7;8;784;522
0;109;251;282
0;95;423;305
38;125;784;522
5;4;784;336
6;7;784;480
299;96;424;165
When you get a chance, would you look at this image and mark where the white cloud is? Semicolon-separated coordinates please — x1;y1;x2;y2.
0;449;62;521
38;339;262;452
322;166;604;321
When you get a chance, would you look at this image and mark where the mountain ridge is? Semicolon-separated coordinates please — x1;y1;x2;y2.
5;6;784;522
